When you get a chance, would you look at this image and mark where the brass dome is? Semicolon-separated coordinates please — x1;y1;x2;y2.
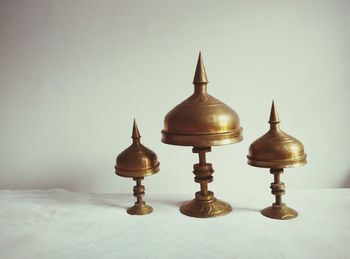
115;120;160;178
247;101;307;168
161;52;243;147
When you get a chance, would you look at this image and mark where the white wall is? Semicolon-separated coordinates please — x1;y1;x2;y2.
0;0;349;194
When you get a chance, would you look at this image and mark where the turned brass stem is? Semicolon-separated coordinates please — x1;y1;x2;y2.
192;147;213;197
270;168;285;206
133;177;145;206
198;149;208;196
274;172;281;205
198;150;206;164
200;182;208;196
179;146;232;218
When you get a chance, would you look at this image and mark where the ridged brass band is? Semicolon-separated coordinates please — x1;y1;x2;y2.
193;163;214;184
161;128;243;146
247;155;307;169
115;163;160;178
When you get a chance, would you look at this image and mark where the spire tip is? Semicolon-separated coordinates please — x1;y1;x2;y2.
269;99;280;125
193;52;208;84
132;118;141;140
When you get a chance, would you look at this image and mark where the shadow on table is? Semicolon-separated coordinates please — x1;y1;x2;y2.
90;193;130;209
149;198;183;207
339;169;350;188
233;206;260;212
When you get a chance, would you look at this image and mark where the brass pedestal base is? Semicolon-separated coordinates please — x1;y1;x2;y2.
179;147;232;218
127;202;153;215
180;191;232;218
261;203;298;220
261;169;298;220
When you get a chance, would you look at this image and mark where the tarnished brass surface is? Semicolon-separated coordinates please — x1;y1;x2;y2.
247;101;306;168
247;102;307;220
162;52;242;147
115;120;159;215
161;53;242;218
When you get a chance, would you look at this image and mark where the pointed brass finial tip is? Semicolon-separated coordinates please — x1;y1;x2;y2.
193;51;208;84
269;100;280;124
132;118;141;140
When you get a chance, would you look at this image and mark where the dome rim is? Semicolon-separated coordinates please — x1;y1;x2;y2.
247;154;307;169
161;128;243;146
115;163;160;178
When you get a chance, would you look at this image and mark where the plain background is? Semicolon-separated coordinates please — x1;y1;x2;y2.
0;0;349;195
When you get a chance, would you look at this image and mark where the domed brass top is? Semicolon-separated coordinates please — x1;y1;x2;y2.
115;120;160;178
247;101;307;168
161;53;243;146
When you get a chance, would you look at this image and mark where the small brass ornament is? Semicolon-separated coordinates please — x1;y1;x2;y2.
162;52;243;218
247;101;307;220
115;119;160;215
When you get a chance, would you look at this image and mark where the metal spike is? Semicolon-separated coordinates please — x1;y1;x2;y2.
132;118;141;141
193;51;208;84
268;100;280;125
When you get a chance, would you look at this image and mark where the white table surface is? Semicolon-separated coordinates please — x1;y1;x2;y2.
0;188;349;259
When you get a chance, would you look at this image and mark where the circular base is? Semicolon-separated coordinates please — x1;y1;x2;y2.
261;203;298;220
127;204;153;215
180;192;232;218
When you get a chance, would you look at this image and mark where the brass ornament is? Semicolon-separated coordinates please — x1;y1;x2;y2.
247;101;307;220
115;119;160;215
162;52;243;218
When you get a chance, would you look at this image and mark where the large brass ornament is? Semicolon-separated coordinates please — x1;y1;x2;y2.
162;53;243;218
115;120;160;215
247;101;307;220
